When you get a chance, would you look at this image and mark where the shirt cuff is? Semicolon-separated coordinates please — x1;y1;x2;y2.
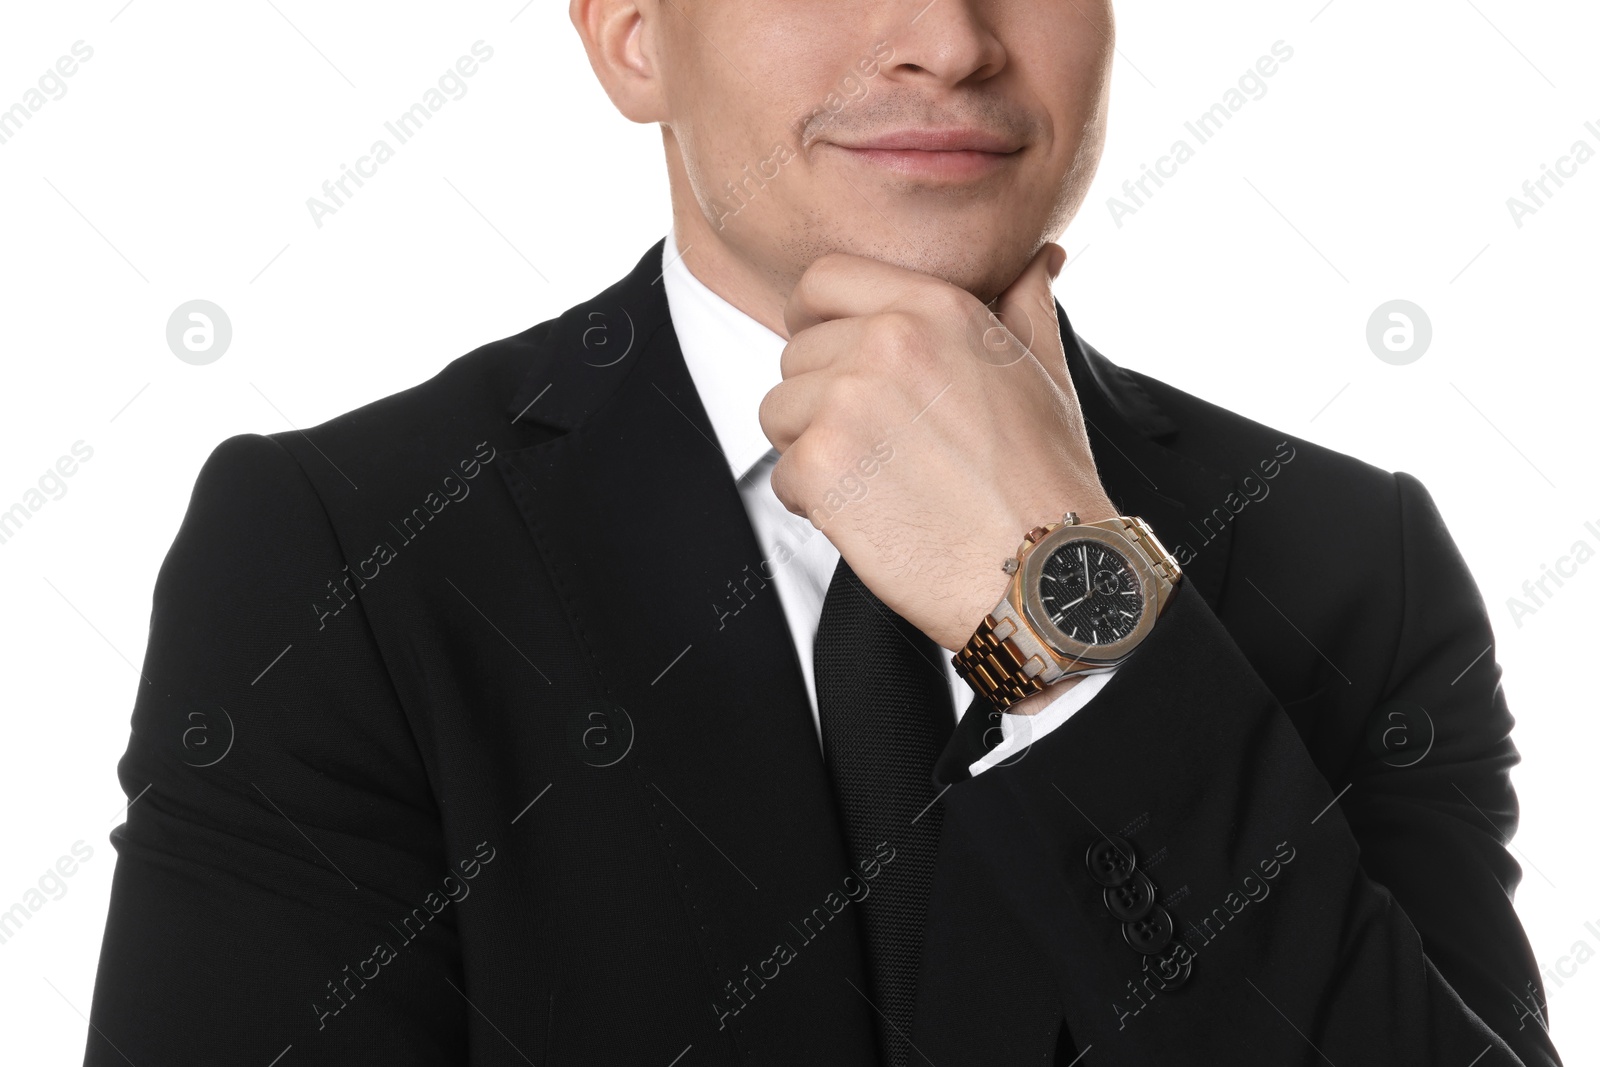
965;667;1119;778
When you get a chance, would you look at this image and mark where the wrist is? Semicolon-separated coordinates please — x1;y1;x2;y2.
1003;673;1083;716
946;492;1120;652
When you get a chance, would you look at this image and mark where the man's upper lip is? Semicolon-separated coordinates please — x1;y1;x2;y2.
830;127;1022;153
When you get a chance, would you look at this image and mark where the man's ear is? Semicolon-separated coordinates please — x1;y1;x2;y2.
570;0;669;124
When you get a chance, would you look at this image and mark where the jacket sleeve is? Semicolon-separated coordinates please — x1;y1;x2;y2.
932;471;1561;1066
83;434;466;1066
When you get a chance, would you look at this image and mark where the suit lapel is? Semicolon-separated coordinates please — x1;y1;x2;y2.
496;242;882;1061
1061;309;1236;614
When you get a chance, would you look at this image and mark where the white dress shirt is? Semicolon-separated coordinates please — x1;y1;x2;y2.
660;230;1116;777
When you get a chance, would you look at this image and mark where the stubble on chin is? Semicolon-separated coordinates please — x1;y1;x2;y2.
769;203;1035;306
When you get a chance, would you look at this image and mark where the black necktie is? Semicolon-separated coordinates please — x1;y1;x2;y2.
814;557;956;1067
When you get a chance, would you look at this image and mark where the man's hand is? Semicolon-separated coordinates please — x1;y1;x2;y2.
759;242;1118;654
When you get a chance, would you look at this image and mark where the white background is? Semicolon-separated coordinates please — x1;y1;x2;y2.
1;0;1595;1062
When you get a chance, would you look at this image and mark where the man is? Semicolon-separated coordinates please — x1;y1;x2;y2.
84;1;1560;1064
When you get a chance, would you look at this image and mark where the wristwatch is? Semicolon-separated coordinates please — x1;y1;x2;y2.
952;512;1183;711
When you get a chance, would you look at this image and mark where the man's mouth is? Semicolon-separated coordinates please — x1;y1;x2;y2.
824;127;1024;182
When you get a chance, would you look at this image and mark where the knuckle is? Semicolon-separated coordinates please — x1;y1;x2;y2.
772;437;819;512
824;374;874;425
926;282;973;321
795;253;844;300
791;265;820;309
756;388;783;442
871;312;928;371
801;420;856;479
777;336;802;378
768;448;800;506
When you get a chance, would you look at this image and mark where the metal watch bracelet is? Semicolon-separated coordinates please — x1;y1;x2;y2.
952;514;1182;711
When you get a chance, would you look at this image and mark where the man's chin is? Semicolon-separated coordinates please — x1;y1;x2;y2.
907;254;1033;306
798;235;1027;303
748;210;1039;304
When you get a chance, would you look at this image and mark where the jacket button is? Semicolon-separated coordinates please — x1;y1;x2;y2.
1084;834;1137;887
1144;941;1193;991
1103;871;1156;921
1121;906;1174;954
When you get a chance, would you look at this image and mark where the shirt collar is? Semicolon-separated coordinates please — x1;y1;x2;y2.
660;228;788;484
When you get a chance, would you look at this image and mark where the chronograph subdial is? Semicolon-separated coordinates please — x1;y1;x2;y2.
1037;539;1145;646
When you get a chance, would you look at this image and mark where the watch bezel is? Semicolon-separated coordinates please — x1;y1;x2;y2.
1019;523;1161;665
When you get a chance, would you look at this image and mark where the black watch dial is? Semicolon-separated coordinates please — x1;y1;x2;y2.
1037;538;1145;645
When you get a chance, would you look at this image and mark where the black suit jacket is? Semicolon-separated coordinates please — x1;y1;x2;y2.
84;241;1560;1066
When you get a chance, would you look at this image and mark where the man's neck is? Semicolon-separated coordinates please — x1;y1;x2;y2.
668;207;795;341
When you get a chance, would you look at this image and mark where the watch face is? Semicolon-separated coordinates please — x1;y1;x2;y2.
1037;538;1146;646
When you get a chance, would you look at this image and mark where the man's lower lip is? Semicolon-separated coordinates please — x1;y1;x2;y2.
832;145;1017;180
